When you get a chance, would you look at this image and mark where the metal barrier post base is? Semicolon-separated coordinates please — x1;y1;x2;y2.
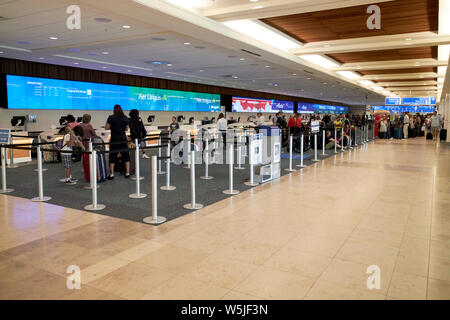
157;171;166;175
84;203;105;211
0;188;14;194
223;189;240;195
31;196;51;202
244;181;259;186
131;176;144;181
84;184;100;190
34;168;48;172
312;159;320;162
129;193;147;199
160;185;176;191
143;216;167;225
200;176;214;180
284;168;296;172
234;166;245;170
183;203;204;210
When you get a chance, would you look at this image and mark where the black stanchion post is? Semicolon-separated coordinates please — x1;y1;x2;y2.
1;146;14;194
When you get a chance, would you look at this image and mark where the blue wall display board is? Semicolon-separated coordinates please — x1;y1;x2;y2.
6;75;221;112
385;97;436;106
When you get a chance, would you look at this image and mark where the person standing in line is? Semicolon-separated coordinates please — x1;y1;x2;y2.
61;126;79;184
430;111;442;141
105;104;130;179
66;114;79;130
255;112;265;126
403;112;410;139
129;109;148;159
217;113;228;150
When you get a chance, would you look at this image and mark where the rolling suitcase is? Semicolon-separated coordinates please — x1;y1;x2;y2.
97;152;109;182
426;132;433;140
440;129;447;142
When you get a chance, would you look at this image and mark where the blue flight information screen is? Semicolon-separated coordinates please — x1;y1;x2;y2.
385;97;436;106
6;75;221;112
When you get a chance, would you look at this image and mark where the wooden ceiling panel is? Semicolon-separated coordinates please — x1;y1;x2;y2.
261;0;438;43
360;67;436;75
329;47;438;64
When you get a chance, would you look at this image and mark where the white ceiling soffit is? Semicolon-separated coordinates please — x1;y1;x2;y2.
201;0;393;22
290;32;450;55
333;59;448;72
121;0;383;98
386;86;439;91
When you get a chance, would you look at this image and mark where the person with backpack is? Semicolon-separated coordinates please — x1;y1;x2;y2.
129;109;148;158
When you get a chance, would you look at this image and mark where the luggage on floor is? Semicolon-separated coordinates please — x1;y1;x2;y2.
394;128;402;139
43;139;59;163
426;132;433;140
97;152;109;182
83;153;100;183
410;130;417;138
128;141;136;176
440;129;447;142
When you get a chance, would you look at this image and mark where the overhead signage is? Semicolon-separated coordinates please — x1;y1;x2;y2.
311;120;320;133
249;133;263;165
372;106;435;113
385;97;436;106
313;104;348;114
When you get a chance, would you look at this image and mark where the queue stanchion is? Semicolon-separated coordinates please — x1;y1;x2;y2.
341;128;345;152
200;137;213;180
129;139;147;199
235;133;245;170
244;135;258;187
84;150;105;210
349;127;353;149
32;137;47;171
84;140;99;190
223;143;240;195
161;142;176;190
8;136;18;169
1;146;14;194
355;126;358;147
322;129;328;156
334;129;338;154
312;133;319;162
184;151;203;210
31;145;51;202
183;136;191;169
143;156;167;224
296;133;306;168
285;135;296;172
157;137;165;175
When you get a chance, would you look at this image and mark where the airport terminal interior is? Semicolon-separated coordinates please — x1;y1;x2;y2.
0;0;450;301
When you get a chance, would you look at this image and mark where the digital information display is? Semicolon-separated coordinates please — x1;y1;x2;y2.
385;97;436;106
6;75;221;112
312;104;348;114
372;106;435;113
232;97;294;113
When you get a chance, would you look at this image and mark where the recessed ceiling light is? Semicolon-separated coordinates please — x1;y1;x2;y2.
127;70;132;72
102;52;109;55
167;64;173;67
239;58;245;61
49;37;58;40
250;0;259;2
199;70;204;72
324;44;330;48
405;38;412;41
292;73;297;76
122;25;131;29
253;5;264;9
74;62;79;65
38;57;44;60
102;66;108;69
183;42;191;45
265;65;271;68
0;51;3;54
307;77;311;80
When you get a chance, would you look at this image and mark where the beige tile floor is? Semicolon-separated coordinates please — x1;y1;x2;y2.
0;138;449;300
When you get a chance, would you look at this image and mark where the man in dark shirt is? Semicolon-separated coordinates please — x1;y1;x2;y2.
168;116;179;133
105;105;130;179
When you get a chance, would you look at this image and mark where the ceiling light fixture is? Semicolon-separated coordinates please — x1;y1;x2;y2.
102;52;109;55
184;42;191;45
122;25;131;29
49;37;58;40
300;55;339;69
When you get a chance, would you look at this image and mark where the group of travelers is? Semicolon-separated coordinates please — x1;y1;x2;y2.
60;105;147;184
377;111;444;141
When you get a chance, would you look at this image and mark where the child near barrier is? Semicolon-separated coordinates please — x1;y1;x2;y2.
61;126;82;184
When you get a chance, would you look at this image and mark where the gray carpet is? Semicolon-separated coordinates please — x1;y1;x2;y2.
3;132;367;224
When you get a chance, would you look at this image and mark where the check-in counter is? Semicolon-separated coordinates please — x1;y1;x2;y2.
7;132;34;165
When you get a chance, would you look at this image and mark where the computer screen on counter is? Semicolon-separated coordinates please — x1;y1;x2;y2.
6;75;221;112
